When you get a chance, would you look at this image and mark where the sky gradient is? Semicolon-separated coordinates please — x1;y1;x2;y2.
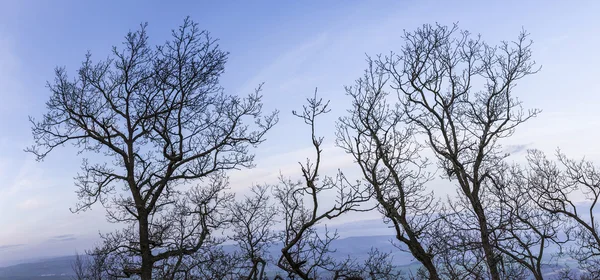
1;0;599;266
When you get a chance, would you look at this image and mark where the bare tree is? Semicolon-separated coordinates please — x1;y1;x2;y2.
438;162;564;280
149;172;236;279
179;246;244;280
376;23;540;280
230;185;279;280
71;250;119;280
273;91;371;280
361;248;406;280
335;248;407;280
71;245;131;280
152;244;244;280
435;227;488;280
483;163;567;280
72;253;88;280
526;149;600;278
336;59;442;279
28;17;277;280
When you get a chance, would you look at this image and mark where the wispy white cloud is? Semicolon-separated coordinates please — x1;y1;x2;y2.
0;244;25;251
229;141;359;192
235;31;331;96
16;198;46;210
47;234;77;243
0;32;28;119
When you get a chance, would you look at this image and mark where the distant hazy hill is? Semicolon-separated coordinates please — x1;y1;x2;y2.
0;235;408;279
0;234;578;279
0;255;75;280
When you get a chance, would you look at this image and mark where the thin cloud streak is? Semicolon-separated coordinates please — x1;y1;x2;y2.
0;244;25;251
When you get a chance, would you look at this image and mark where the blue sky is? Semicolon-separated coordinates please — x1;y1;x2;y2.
0;0;599;266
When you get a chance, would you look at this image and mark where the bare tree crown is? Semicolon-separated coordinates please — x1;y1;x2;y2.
28;17;278;280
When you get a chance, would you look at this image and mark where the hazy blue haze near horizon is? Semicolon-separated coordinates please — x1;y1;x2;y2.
1;0;599;266
0;233;578;279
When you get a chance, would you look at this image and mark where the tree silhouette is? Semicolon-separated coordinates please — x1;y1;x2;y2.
29;17;277;280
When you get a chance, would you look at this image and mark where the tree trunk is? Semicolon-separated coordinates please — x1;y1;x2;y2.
472;199;500;280
419;256;441;280
404;233;440;280
533;268;544;280
139;213;153;280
